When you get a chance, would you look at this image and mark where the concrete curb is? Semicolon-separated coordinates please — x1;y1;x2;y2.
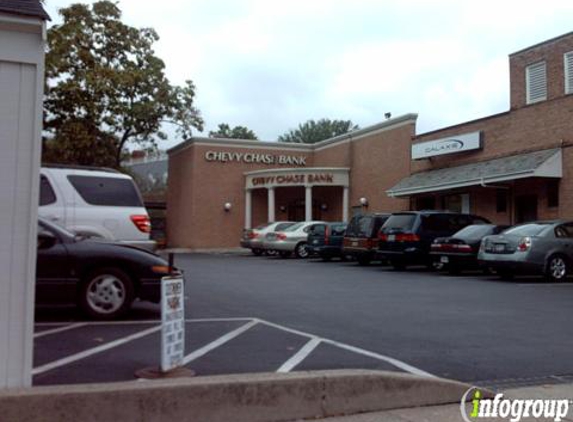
0;370;471;422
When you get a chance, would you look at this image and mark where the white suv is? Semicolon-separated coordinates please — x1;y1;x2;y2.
39;165;156;251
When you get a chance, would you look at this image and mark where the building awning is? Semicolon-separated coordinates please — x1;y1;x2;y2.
387;148;562;197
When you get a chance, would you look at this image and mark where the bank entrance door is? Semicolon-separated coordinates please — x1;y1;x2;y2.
515;195;538;223
288;200;322;221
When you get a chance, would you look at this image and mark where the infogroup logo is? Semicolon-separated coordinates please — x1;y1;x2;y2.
460;387;570;422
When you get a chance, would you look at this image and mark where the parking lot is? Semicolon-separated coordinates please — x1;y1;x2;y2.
34;252;573;389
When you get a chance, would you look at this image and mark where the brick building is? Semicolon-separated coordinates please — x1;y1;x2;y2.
167;32;573;249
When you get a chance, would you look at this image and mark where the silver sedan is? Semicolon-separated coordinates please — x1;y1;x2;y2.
263;221;326;258
478;220;573;281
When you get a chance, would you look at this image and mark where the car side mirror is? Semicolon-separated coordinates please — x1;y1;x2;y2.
38;230;57;250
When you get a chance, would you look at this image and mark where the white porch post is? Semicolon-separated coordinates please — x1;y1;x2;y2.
342;186;349;222
245;189;252;229
305;186;313;221
268;187;275;222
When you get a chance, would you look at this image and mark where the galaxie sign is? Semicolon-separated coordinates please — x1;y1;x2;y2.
412;131;482;160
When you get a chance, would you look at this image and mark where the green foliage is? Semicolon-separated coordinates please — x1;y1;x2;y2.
278;119;359;144
43;1;203;167
209;123;258;140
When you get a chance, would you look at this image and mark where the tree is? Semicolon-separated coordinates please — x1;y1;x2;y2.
209;123;258;140
43;1;203;167
278;119;359;144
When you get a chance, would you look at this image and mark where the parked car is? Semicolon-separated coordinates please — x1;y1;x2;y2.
240;221;296;255
307;222;347;261
39;165;156;251
36;218;174;320
343;213;390;265
430;224;510;274
478;220;573;281
263;221;325;258
378;211;490;270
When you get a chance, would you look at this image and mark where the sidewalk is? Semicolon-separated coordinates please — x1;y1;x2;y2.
314;383;573;422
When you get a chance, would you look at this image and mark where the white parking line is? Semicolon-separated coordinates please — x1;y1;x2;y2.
182;319;259;365
277;337;322;373
258;319;436;378
34;323;87;338
34;317;255;328
32;325;161;376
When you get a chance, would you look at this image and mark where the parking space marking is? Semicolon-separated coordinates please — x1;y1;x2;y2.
34;323;87;338
277;337;322;373
182;319;259;365
258;319;436;378
32;325;161;376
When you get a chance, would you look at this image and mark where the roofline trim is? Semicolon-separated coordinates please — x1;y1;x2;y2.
167;113;418;156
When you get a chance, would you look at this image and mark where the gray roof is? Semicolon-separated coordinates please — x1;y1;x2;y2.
0;0;50;20
387;148;562;197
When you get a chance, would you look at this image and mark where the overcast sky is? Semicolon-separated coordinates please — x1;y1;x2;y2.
45;0;573;147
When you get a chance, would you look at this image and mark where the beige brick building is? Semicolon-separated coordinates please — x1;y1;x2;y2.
167;32;573;249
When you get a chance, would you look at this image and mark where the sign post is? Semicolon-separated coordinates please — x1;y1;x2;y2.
135;252;194;379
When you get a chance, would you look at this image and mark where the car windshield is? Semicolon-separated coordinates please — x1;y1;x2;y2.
503;223;550;236
453;224;494;239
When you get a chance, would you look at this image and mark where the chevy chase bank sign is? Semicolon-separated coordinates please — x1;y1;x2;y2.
205;151;307;166
412;131;482;160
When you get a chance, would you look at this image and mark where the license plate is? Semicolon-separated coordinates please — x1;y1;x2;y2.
388;235;396;241
352;241;358;247
494;244;505;252
440;256;449;263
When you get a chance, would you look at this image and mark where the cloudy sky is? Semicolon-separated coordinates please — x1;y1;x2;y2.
44;0;573;147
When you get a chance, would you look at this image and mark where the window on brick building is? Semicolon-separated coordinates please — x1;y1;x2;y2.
526;61;547;104
496;189;507;213
564;52;573;94
547;180;559;208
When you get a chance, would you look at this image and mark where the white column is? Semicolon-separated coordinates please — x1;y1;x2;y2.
342;186;349;222
0;18;46;388
268;187;275;222
245;189;252;229
305;186;313;221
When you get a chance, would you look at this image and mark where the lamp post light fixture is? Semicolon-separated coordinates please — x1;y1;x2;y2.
224;202;232;212
359;197;368;207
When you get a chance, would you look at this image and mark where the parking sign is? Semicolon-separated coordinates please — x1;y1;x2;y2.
161;276;185;372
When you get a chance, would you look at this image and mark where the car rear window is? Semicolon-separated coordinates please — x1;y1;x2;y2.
311;224;327;235
453;224;494;239
255;223;271;230
331;224;347;236
275;223;295;231
284;222;304;232
504;224;549;237
383;214;417;231
39;175;57;206
67;175;143;207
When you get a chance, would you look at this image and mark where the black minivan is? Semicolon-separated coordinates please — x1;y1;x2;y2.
377;211;490;270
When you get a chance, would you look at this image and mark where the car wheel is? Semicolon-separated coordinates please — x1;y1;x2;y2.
294;242;309;259
546;255;569;282
279;251;291;258
265;249;278;256
79;268;134;320
357;256;371;266
252;248;263;256
391;260;406;270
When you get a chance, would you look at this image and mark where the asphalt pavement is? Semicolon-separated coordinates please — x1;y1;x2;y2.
33;252;573;387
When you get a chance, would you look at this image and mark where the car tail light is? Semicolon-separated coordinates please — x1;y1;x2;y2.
452;244;472;252
517;236;532;252
130;215;151;233
431;243;443;251
248;231;259;239
396;233;420;242
379;233;388;241
277;232;287;241
324;227;330;245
